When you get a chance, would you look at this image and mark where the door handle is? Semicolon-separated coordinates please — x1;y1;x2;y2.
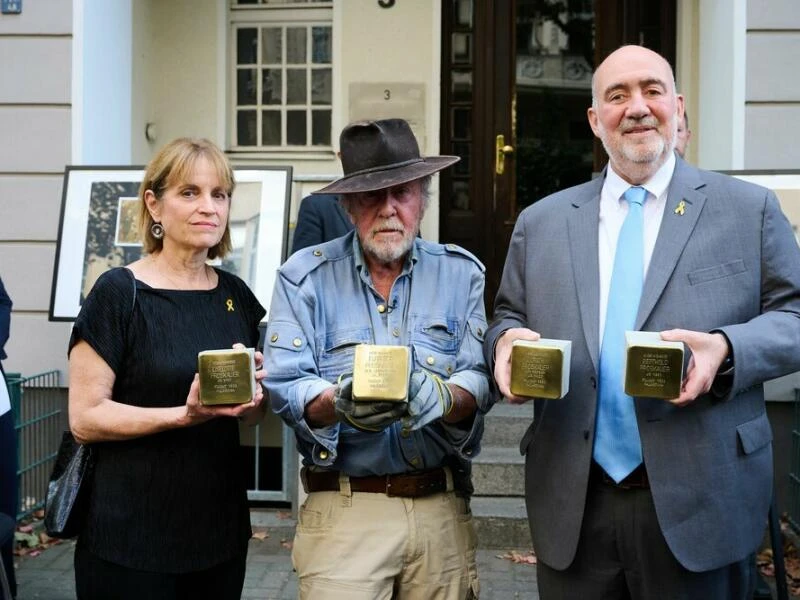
496;135;515;175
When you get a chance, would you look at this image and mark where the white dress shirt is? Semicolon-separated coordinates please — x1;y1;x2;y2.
598;153;676;345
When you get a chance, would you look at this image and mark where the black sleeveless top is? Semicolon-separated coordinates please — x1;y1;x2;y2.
69;267;265;573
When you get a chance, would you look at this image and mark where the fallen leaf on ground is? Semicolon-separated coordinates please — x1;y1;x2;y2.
497;550;537;565
756;513;800;596
251;528;270;541
280;538;293;550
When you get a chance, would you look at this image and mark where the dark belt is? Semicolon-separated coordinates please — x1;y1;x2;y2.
591;461;650;490
301;466;448;498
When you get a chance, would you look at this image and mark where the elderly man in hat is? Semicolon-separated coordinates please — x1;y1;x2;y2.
266;118;489;599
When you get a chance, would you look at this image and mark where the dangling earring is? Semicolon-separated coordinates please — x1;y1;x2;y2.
151;222;164;240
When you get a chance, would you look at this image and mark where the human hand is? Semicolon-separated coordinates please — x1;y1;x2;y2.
333;376;407;432
181;373;265;427
401;370;454;431
659;329;730;406
493;327;540;403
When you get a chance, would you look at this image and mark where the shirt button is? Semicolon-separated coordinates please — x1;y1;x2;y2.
270;333;278;343
426;356;435;366
446;366;453;375
313;250;322;257
377;304;386;313
477;328;484;337
292;338;302;347
319;450;328;460
590;376;597;389
410;457;420;466
392;328;400;337
401;428;410;438
465;448;473;456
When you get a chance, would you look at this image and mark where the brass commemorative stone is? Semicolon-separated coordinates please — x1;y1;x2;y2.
198;348;256;406
510;339;572;399
624;331;684;399
352;344;410;402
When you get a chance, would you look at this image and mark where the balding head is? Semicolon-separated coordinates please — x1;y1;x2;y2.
587;45;684;184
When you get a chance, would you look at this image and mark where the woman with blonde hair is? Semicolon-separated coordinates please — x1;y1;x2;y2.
68;138;266;600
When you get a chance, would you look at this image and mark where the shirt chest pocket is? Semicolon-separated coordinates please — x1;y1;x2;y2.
318;328;372;383
410;316;460;378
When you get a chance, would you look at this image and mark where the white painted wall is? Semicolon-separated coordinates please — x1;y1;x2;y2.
0;0;75;380
744;0;800;169
77;0;132;165
696;0;746;170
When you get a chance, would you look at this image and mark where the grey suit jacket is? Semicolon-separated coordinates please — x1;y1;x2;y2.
485;157;800;572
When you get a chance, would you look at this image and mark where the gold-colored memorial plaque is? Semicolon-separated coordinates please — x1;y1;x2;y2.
198;348;256;406
510;339;572;399
624;331;684;399
352;344;410;402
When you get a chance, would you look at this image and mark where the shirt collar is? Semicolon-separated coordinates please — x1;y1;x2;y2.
605;151;676;202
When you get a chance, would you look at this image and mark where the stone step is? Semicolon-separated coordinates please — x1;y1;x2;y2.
250;508;297;532
482;401;533;448
471;496;532;549
472;446;525;496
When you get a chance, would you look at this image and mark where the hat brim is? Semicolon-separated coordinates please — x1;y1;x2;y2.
312;156;460;195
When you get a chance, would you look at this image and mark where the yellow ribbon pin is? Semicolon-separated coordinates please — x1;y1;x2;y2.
674;200;686;216
226;298;235;312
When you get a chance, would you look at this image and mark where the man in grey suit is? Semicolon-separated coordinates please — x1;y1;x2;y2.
485;44;800;599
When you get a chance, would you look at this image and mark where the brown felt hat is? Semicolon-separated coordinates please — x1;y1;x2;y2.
312;118;460;195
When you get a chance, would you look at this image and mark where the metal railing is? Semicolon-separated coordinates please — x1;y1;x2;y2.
7;371;66;520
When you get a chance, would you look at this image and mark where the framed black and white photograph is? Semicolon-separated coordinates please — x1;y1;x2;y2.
49;165;292;321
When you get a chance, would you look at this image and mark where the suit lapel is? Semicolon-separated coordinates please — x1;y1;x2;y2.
636;160;707;329
568;178;603;372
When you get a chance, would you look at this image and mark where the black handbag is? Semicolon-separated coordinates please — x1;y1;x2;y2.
44;431;93;539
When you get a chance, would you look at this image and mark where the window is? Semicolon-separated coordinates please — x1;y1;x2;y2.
230;2;333;151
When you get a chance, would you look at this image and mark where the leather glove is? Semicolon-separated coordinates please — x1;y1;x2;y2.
402;370;454;431
333;375;407;433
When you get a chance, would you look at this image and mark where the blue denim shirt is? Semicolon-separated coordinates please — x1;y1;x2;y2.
265;232;492;477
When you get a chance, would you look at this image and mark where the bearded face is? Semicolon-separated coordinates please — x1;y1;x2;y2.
347;180;424;267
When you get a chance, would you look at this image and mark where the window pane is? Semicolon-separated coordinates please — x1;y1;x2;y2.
453;142;470;176
312;26;332;64
311;68;331;105
452;108;471;140
237;68;257;105
262;69;282;104
455;0;473;27
452;70;472;102
287;28;307;64
452;180;470;210
312;110;331;145
452;33;471;63
237;110;257;146
287;110;307;145
262;110;281;145
237;28;258;65
287;69;307;104
261;27;282;64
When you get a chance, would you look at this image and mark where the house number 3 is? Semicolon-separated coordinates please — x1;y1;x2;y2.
384;89;391;100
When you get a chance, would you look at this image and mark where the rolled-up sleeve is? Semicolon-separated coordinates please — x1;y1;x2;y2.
440;263;492;457
265;272;341;466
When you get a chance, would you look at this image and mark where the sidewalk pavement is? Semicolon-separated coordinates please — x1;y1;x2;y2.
14;510;540;599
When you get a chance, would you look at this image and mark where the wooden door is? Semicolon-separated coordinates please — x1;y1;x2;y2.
439;0;676;311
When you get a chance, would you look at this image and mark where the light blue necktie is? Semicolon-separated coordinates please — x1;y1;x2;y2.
593;186;646;482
